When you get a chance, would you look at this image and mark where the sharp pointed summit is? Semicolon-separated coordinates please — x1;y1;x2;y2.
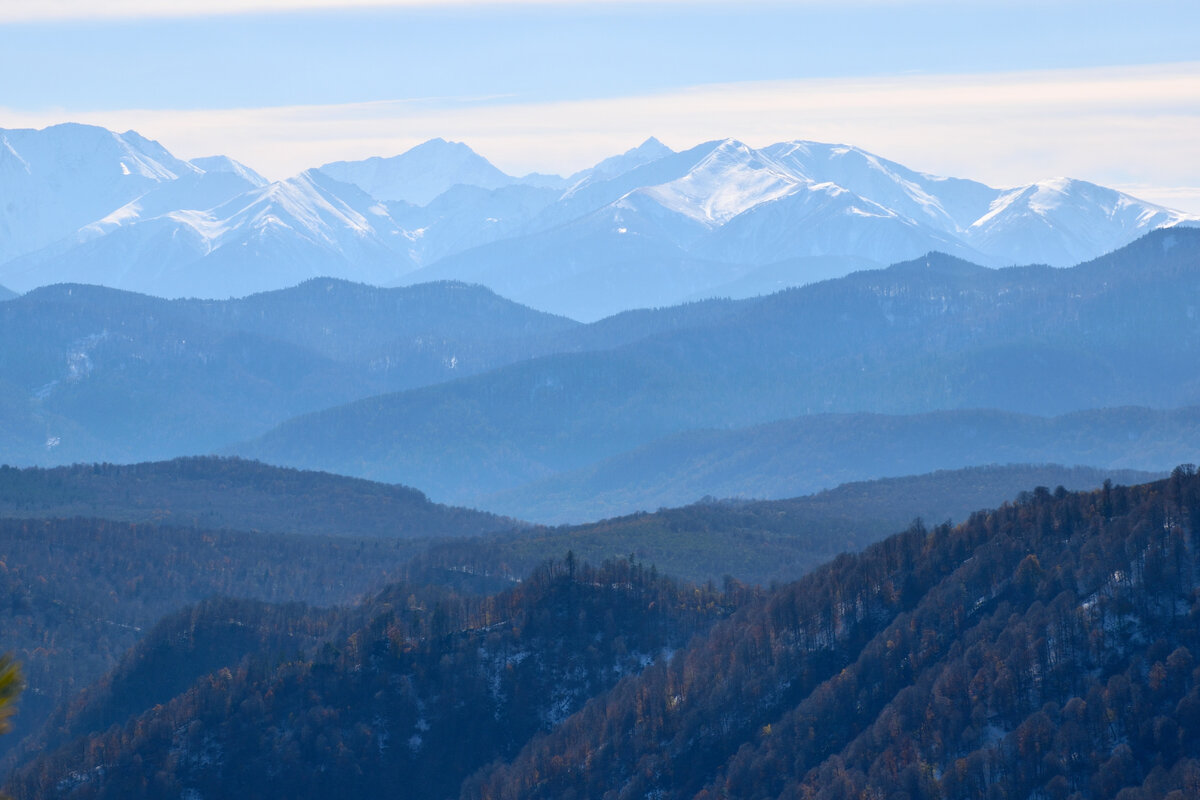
317;138;540;206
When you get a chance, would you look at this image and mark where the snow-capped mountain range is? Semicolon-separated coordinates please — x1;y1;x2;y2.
1;123;1194;319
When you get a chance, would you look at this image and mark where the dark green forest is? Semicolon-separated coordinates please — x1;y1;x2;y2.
0;460;1172;778
0;457;511;538
411;464;1161;586
471;469;1200;800
0;516;427;764
6;558;750;799
5;470;1200;798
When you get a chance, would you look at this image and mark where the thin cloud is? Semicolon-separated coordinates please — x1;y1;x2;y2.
0;0;883;23
7;62;1198;211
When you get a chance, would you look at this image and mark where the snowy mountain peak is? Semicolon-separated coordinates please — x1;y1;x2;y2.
190;155;269;188
636;138;801;226
317;138;519;206
966;176;1198;266
2;123;1196;317
0;123;202;263
564;136;677;193
623;136;674;163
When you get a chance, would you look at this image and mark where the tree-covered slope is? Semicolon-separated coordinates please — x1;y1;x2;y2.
411;464;1160;586
0;457;513;538
5;558;750;800
12;470;1200;799
0;516;429;766
469;468;1200;800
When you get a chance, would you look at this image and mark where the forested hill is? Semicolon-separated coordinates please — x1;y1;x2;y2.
467;467;1200;800
5;557;751;800
0;285;14;302
0;516;433;768
409;464;1162;587
0;457;514;538
0;462;1143;770
9;470;1200;799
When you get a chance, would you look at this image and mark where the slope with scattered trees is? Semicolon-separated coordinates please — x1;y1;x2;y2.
5;557;751;799
468;468;1200;800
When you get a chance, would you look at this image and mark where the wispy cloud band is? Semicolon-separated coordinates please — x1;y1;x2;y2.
0;0;831;23
5;61;1199;211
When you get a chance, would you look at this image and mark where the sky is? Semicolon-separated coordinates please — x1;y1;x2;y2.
1;0;1198;211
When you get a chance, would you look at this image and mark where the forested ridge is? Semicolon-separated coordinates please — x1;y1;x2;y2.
5;471;1200;798
411;464;1160;586
0;461;1138;773
468;469;1200;800
0;457;513;538
5;557;751;799
0;516;429;765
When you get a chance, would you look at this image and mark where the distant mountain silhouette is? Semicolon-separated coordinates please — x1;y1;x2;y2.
3;124;1194;318
237;229;1200;512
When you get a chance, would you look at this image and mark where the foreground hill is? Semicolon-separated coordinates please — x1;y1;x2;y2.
10;470;1200;799
235;228;1200;510
467;468;1200;800
5;558;748;800
0;457;515;757
0;462;1142;772
0;516;433;767
0;457;512;538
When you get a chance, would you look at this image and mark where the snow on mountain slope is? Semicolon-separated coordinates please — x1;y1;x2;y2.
965;177;1198;266
390;182;563;266
189;155;269;187
763;141;998;234
699;180;986;267
1;123;1194;313
0;170;415;297
399;136;1196;318
77;169;266;242
569;138;983;269
638;139;801;227
200;170;413;285
317;138;553;206
0;123;197;264
536;141;734;230
564;137;675;193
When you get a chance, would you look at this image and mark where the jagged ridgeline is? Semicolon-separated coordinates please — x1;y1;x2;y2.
2;125;1194;321
6;471;1200;799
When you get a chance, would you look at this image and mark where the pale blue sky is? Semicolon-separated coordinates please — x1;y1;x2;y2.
2;1;1198;209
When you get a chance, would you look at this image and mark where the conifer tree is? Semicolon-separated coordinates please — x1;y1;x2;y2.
0;654;20;736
